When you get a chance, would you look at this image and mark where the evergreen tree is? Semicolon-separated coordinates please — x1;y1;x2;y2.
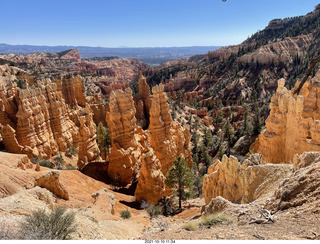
165;156;194;209
201;127;213;149
191;133;200;155
253;102;262;135
192;117;201;131
223;121;236;156
242;103;253;136
97;122;111;160
200;146;212;175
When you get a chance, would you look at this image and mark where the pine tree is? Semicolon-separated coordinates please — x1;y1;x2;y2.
97;122;111;160
223;121;236;156
200;146;212;175
202;127;213;149
165;156;193;209
191;133;200;155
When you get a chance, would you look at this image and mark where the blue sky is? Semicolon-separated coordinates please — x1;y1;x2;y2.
1;0;319;47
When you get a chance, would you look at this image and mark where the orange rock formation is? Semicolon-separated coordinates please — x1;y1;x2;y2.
202;155;292;204
0;74;100;166
252;71;320;163
106;73;192;204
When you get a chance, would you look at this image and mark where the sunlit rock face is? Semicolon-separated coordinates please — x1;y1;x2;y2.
0;73;100;164
106;72;192;204
252;71;320;163
202;155;292;204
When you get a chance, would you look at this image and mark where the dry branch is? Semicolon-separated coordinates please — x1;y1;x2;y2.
249;208;275;224
294;56;320;95
253;227;266;240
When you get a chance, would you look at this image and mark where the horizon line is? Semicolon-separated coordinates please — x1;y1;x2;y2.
0;43;225;49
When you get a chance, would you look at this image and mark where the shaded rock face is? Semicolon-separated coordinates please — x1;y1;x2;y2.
59;48;81;61
134;70;151;129
106;73;192;204
252;71;320;163
77;106;100;169
90;94;108;126
0;76;100;165
54;75;86;108
202;155;292;204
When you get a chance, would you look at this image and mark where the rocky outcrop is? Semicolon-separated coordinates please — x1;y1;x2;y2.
106;73;192;203
73;75;87;107
292;151;320;171
252;72;320;163
0;76;99;165
1;83;78;158
77;107;101;169
0;151;69;200
134;70;151;129
106;88;145;185
90;94;108;126
59;48;81;61
35;170;69;200
14;87;60;158
206;45;241;62
202;155;292;204
54;75;86;108
135;149;166;204
265;151;320;212
45;82;78;152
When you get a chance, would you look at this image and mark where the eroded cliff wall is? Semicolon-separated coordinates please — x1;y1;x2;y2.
0;73;100;165
106;73;193;204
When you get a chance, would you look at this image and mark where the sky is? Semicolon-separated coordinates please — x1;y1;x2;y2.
1;0;320;47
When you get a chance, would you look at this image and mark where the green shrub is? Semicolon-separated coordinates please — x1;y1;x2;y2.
65;163;76;170
157;197;174;216
38;159;55;169
19;207;76;240
66;145;78;158
54;153;66;166
146;205;162;218
120;210;131;219
199;213;236;227
181;222;198;231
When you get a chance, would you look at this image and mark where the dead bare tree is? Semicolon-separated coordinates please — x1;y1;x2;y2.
293;56;320;95
249;208;274;224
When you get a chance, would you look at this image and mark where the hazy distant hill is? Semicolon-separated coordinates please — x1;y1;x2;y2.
0;44;220;65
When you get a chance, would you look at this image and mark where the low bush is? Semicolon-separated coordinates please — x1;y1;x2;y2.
54;153;66;166
120;210;131;219
0;219;15;240
66;145;78;158
157;196;174;216
19;207;76;240
181;222;198;231
65;163;76;170
199;213;236;227
146;205;162;218
38;159;55;169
